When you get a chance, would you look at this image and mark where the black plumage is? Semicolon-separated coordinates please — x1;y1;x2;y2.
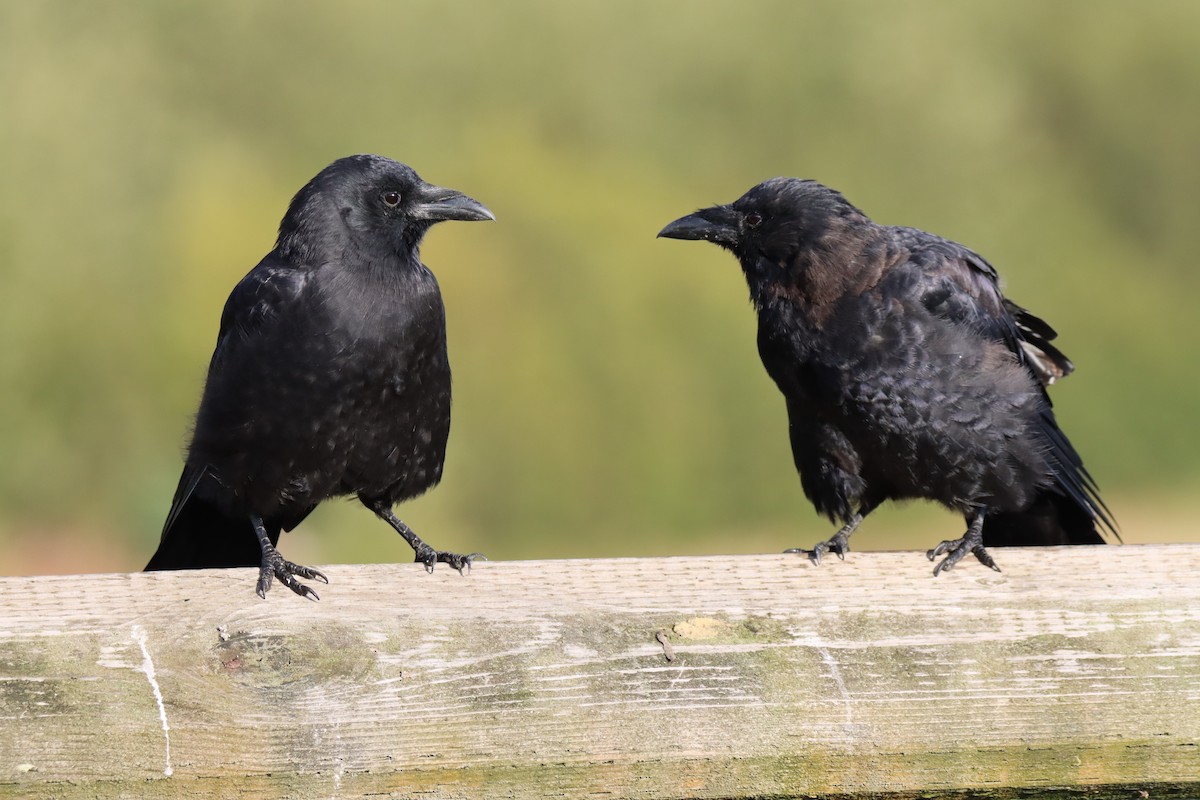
146;155;493;598
659;178;1115;574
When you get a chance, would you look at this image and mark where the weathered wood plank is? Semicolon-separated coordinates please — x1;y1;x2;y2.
2;545;1199;798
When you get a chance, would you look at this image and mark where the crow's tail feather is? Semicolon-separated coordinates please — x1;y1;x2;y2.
984;405;1120;548
145;468;275;570
982;488;1108;547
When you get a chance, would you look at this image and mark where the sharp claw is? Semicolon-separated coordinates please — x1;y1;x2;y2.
451;553;481;574
257;554;325;599
932;549;961;576
284;562;323;580
414;547;483;575
928;534;996;577
975;548;1000;572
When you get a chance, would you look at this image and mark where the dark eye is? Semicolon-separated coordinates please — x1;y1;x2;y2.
744;212;763;229
382;191;402;207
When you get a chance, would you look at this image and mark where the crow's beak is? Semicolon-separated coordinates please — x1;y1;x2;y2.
414;184;495;222
657;206;739;248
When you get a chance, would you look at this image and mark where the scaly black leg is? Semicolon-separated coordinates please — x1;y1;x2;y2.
927;509;1000;576
365;501;484;574
786;502;877;566
252;515;327;600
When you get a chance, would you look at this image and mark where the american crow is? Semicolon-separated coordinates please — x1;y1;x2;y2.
659;178;1115;574
146;155;494;598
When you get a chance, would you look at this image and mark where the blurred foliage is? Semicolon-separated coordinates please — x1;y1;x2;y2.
1;1;1198;575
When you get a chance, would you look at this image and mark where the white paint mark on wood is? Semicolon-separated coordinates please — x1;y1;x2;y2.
131;625;172;777
818;646;854;732
332;753;344;796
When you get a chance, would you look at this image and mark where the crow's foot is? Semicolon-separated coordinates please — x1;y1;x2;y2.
257;548;328;600
365;502;484;576
251;514;327;600
927;513;999;576
413;546;486;575
786;527;853;566
785;509;869;566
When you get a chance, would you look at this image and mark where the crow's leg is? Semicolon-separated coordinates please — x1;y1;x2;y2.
363;500;485;574
786;502;877;566
252;515;327;600
927;508;1000;576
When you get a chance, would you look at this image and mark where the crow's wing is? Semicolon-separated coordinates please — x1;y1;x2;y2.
160;255;313;540
886;226;1115;538
210;257;312;371
888;226;1073;386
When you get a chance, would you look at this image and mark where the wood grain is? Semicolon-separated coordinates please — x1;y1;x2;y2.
2;545;1199;798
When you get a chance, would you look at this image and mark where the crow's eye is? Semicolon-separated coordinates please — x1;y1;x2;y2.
382;191;402;207
744;212;763;228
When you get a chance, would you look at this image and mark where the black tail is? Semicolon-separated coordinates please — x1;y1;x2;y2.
983;404;1119;548
145;466;275;570
983;487;1110;547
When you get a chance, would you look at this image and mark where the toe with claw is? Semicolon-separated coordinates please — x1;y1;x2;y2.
251;514;328;600
257;548;328;600
413;545;486;575
927;512;1000;576
785;510;869;566
786;529;852;566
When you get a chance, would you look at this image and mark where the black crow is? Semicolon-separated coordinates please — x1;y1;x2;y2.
659;178;1115;575
146;155;493;598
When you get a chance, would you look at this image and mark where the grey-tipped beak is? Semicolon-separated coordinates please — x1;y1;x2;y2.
414;185;495;222
657;206;739;247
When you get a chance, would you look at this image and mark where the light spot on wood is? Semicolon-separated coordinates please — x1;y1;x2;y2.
674;617;730;639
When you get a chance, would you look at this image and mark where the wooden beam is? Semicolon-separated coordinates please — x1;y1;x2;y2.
2;545;1199;798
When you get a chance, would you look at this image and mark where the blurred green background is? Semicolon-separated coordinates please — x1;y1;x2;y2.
1;1;1197;576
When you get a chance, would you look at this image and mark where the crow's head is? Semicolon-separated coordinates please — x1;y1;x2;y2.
658;177;864;267
277;154;493;261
